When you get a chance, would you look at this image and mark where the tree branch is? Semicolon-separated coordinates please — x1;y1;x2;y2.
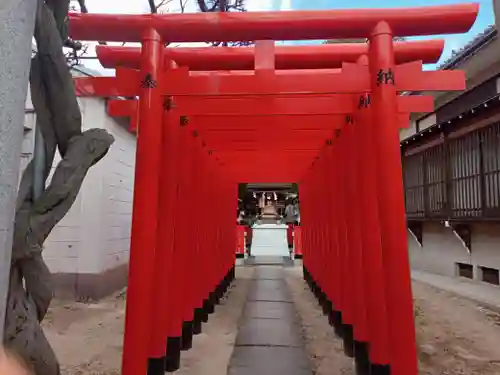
196;0;250;46
149;0;174;13
179;0;188;13
34;0;83;156
76;0;88;13
196;0;209;12
148;0;157;13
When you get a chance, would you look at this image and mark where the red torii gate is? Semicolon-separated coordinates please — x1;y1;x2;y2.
75;58;462;183
69;4;478;375
103;96;428;182
96;39;444;70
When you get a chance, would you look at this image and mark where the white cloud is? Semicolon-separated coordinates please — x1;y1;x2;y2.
84;0;148;14
280;0;291;11
246;0;274;11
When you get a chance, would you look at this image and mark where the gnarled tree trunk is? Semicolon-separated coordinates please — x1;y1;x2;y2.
3;1;114;374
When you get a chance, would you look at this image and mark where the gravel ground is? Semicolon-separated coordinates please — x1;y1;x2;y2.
285;266;500;375
43;264;500;375
43;267;254;375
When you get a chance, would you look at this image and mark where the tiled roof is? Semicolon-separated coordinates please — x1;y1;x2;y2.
438;25;497;70
402;25;497;97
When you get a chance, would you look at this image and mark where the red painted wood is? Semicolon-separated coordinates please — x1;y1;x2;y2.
68;4;477;43
95;40;444;70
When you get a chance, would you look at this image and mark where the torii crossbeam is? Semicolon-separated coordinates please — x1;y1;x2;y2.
95;40;444;70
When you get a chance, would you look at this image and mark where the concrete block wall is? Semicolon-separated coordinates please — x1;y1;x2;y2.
408;222;500;284
21;96;136;300
96;100;136;273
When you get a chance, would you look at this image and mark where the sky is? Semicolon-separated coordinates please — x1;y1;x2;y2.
81;0;495;72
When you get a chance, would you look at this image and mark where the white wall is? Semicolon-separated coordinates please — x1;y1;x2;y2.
408;222;500;282
418;113;436;132
95;100;136;273
22;96;136;276
399;119;417;141
20;85;36;182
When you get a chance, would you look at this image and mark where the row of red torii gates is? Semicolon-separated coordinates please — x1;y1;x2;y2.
70;4;478;375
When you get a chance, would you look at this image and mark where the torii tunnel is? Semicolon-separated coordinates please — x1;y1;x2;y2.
70;4;478;375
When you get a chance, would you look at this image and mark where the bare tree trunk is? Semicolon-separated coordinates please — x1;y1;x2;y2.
3;1;114;374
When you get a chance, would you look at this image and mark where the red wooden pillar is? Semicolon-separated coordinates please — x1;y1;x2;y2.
214;164;223;290
188;128;199;342
308;172;316;286
347;86;369;370
214;158;225;301
357;99;390;373
337;126;355;344
369;22;418;375
307;173;315;282
314;160;322;291
236;224;246;258
303;178;311;279
300;161;309;289
316;156;324;295
322;149;332;314
174;116;195;351
298;181;310;282
293;225;302;258
211;159;230;303
199;144;213;318
308;172;315;281
328;134;342;332
324;147;334;309
201;139;213;320
329;140;340;324
319;142;330;317
203;150;217;314
200;146;209;316
315;162;322;288
342;121;360;357
162;105;183;372
309;165;319;289
190;131;205;335
307;173;314;268
317;152;329;314
147;99;180;374
199;140;212;323
122;28;164;375
229;181;239;279
303;166;317;288
188;131;201;333
218;177;232;295
315;155;323;293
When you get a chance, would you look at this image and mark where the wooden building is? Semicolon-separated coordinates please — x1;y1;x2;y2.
401;22;500;285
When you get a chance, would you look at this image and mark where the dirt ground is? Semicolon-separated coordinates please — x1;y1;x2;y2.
413;281;500;375
42;266;254;375
44;265;500;375
285;267;357;375
285;266;500;375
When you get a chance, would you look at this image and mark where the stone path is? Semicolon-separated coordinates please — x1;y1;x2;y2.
244;255;294;267
228;259;312;375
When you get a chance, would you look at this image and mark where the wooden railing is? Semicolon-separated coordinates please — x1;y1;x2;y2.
402;122;500;221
